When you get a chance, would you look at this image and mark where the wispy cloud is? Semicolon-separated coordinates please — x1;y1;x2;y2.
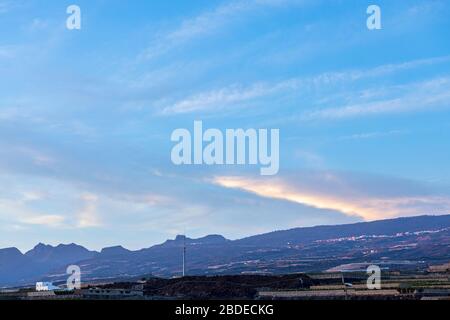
213;173;450;221
338;130;408;141
140;0;307;60
160;82;282;115
20;214;65;227
15;146;56;167
0;175;97;230
76;194;102;228
360;56;450;77
21;191;46;202
302;77;450;121
0;196;66;228
160;56;450;115
0;0;25;15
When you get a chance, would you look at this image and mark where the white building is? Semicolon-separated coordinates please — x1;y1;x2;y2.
36;282;61;292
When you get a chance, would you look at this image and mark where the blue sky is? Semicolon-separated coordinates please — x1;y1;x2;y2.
1;0;450;251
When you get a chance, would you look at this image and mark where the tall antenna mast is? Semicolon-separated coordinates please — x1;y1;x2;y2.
182;234;186;277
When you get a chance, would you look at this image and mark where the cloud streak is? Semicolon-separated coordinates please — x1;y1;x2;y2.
140;0;307;60
20;214;65;227
213;173;450;221
160;56;450;116
302;77;450;121
0;197;65;228
161;83;281;115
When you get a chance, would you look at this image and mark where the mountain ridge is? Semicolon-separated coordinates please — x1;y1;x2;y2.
1;214;450;287
5;214;447;254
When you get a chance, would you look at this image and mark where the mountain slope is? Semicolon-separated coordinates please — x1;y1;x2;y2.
237;215;450;246
0;244;97;287
1;214;450;287
0;248;37;286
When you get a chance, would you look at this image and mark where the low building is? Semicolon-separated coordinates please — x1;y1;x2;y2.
36;282;61;292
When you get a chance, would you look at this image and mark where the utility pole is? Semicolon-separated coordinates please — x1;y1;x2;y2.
342;274;348;300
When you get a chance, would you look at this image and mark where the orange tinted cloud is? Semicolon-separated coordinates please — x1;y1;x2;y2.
213;175;450;221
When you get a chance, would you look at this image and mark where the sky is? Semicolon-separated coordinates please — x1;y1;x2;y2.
1;0;450;252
